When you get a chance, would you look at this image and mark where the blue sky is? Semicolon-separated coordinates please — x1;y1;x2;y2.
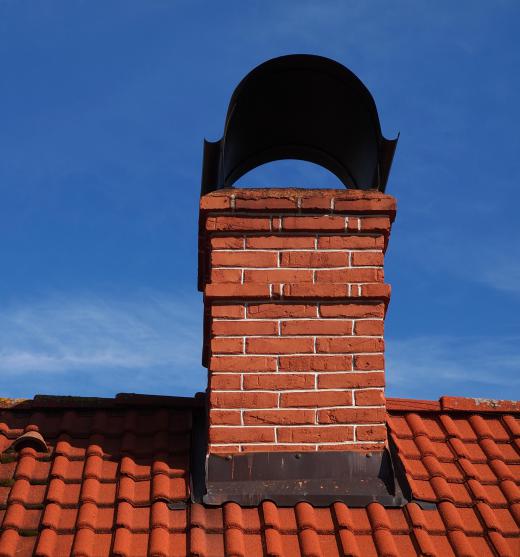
1;1;519;401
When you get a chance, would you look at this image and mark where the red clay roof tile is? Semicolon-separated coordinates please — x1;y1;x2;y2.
0;394;519;555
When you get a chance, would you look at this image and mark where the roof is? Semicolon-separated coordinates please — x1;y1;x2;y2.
0;393;518;557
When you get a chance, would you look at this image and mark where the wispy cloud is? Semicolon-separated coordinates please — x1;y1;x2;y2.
478;256;520;296
0;292;206;398
387;334;520;400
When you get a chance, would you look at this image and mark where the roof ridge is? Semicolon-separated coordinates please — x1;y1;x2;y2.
0;392;206;410
2;393;518;412
387;396;520;413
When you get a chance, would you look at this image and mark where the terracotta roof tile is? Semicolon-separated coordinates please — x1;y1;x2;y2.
1;394;519;555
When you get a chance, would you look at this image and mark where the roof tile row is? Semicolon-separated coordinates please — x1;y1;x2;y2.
0;394;518;556
1;501;518;557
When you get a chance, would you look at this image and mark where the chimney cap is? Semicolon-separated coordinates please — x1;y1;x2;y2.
201;54;398;194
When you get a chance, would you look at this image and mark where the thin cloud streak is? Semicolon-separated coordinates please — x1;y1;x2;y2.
0;293;203;376
387;334;520;400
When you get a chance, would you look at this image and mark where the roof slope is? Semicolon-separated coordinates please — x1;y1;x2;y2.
0;394;518;557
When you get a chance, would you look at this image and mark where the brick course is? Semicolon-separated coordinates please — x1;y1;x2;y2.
200;189;395;453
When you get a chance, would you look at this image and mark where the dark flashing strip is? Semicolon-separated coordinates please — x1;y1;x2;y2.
198;448;413;508
0;392;206;411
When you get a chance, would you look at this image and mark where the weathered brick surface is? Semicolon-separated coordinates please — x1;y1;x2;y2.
209;427;275;443
316;337;384;354
280;391;353;408
246;236;315;249
319;303;385;318
314;268;383;283
317;372;385;389
212;320;278;337
278;355;353;372
243;409;316;425
209;356;277;372
210;337;243;354
200;189;395;453
247;303;317;318
280;319;353;336
277;426;354;443
243;373;315;390
209;409;241;425
244;269;313;283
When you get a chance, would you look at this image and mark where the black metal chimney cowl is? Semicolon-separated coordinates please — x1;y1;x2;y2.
201;54;397;194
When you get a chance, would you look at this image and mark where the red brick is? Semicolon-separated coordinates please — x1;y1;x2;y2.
317;443;382;451
211;251;278;268
241;444;317;452
277;426;354;443
353;354;385;370
282;283;350;299
318;372;385;389
356;425;387;441
243;409;315;425
212;320;278;336
359;217;391;232
209;356;277;372
317;236;385;249
354;320;384;336
316;337;384;354
243;373;315;390
210;269;242;283
282;216;345;231
355;389;385;405
206;216;271;232
246;236;315;249
315;268;384;283
346;217;360;231
281;320;352;336
234;196;297;210
209;427;275;444
209;373;241;391
300;194;333;210
209;410;241;425
200;194;232;210
211;305;245;319
281;251;348;268
279;355;352;371
318;408;386;424
351;252;384;267
333;194;396;214
209;445;241;454
247;304;317;318
210;237;244;249
319;303;384;318
210;391;278;409
246;337;314;355
280;391;353;408
244;269;313;283
359;284;391;300
210;338;243;354
205;283;271;299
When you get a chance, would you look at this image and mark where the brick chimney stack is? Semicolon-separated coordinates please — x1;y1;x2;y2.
199;188;395;454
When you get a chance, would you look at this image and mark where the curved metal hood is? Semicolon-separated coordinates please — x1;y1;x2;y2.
201;54;397;193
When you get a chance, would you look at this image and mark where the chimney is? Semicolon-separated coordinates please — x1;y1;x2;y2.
199;188;395;453
198;55;398;456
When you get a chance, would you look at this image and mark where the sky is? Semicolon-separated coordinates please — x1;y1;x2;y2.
0;1;519;402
